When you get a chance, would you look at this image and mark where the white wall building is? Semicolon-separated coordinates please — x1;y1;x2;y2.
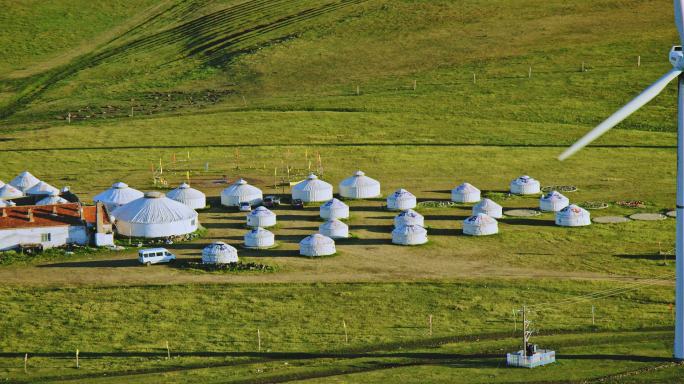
387;189;417;210
292;174;333;203
112;192;199;238
320;198;349;220
339;171;381;199
221;178;263;207
167;182;206;209
451;182;481;203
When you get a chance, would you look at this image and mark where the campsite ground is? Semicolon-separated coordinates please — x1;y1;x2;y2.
1;0;684;382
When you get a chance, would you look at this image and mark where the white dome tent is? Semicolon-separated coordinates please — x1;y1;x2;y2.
292;174;333;203
451;183;481;203
394;209;424;228
510;175;541;195
539;190;570;212
339;171;381;199
36;191;68;206
392;224;428;245
555;204;591;227
202;242;238;264
472;198;503;219
221;178;263;207
387;189;417;210
320;198;349;220
9;171;40;193
94;182;144;211
25;181;59;196
244;227;275;249
299;234;336;256
246;206;276;228
319;219;349;239
167;182;206;209
0;184;23;200
463;213;499;236
112;192;199;238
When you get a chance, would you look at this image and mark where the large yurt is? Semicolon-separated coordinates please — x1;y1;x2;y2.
339;170;381;199
94;182;144;211
244;227;275;249
299;233;336;256
463;213;499;236
392;224;428;245
387;189;417;210
394;209;425;228
202;242;238;264
9;171;40;193
320;198;349;220
112;192;199;238
451;182;481;203
36;191;69;206
319;219;349;239
292;173;333;203
510;175;541;195
246;206;277;228
555;204;591;227
25;181;59;197
167;182;206;209
472;198;503;219
0;184;23;200
221;178;263;207
539;190;570;212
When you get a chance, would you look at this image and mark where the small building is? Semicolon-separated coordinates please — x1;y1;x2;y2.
387;189;417;211
510;175;541;195
36;191;68;206
394;209;424;228
320;198;349;220
507;348;556;368
0;184;23;200
9;171;40;193
292;174;333;203
202;241;238;264
539;190;569;212
244;227;275;249
463;213;498;236
299;233;336;256
112;192;199;238
246;206;276;228
221;178;263;207
472;198;503;219
319;219;349;239
392;224;428;245
555;204;591;227
451;182;481;203
25;181;60;197
339;171;381;199
166;182;206;210
94;182;144;212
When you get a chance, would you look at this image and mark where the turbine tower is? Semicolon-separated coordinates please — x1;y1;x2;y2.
558;0;684;360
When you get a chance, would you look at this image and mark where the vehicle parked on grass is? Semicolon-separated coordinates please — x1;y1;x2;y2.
239;202;252;212
263;195;281;208
291;198;304;209
138;248;176;266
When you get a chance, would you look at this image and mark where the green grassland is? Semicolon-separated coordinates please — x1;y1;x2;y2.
1;0;683;382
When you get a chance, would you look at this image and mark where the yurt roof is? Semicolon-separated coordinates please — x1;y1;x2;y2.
9;171;40;191
203;241;237;255
250;206;275;216
475;198;501;210
246;227;274;238
340;170;380;187
94;182;144;204
454;182;480;193
397;209;423;219
511;175;538;185
37;195;69;205
465;213;497;225
111;192;198;223
393;224;427;235
557;204;588;217
390;188;415;198
541;190;568;202
167;182;205;199
300;233;334;246
320;219;348;230
322;198;348;209
223;178;261;195
25;181;59;195
0;184;23;199
293;174;332;191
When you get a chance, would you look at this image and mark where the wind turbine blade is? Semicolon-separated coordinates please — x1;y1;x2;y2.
558;69;682;161
676;0;684;46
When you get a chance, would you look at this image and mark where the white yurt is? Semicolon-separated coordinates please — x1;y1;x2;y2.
246;206;277;228
0;199;6;208
539;190;570;212
472;198;503;219
292;173;333;203
555;204;591;227
320;198;349;220
244;227;275;249
25;181;59;196
319;219;349;239
167;182;206;209
202;242;238;264
9;171;40;193
94;182;144;211
221;178;263;207
510;175;541;195
394;209;425;228
299;233;336;256
463;213;499;236
451;182;481;203
0;184;23;200
392;224;428;245
112;192;199;238
36;191;68;206
387;189;417;210
339;170;381;199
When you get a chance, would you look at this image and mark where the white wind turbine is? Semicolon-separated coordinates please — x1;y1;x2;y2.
559;0;684;359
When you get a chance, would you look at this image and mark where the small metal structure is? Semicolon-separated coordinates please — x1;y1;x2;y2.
506;306;556;368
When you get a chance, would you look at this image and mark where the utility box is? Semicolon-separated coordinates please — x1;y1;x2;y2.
506;347;556;368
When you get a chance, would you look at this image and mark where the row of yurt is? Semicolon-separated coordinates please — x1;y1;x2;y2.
320;198;349;220
221;179;263;206
452;183;480;203
202;242;238;264
387;189;416;210
112;192;199;238
247;206;277;228
300;233;336;256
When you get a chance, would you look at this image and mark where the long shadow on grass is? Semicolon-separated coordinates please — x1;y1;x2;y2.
37;259;141;268
499;218;555;227
614;253;666;261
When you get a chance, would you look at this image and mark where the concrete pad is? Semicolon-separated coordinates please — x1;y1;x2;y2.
593;216;631;224
504;209;540;217
629;213;667;221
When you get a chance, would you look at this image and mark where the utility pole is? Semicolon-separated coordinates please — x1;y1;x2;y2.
522;306;531;357
591;305;595;326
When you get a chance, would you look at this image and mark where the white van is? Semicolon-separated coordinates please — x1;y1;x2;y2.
138;248;176;266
